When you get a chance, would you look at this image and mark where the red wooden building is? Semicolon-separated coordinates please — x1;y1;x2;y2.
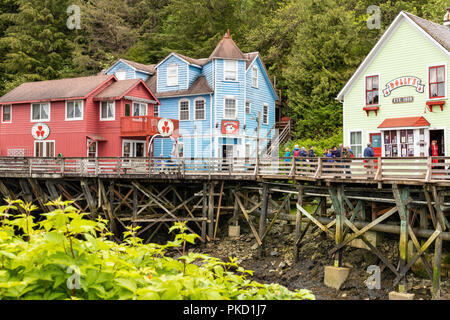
0;74;179;158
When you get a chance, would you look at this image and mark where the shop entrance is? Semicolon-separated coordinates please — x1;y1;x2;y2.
429;129;445;156
370;133;382;157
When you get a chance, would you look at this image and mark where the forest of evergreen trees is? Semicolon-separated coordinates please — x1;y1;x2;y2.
0;0;447;142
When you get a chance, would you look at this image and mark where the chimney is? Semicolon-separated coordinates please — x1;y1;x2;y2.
444;7;450;26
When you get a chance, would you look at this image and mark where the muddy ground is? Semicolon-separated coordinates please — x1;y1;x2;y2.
194;221;450;300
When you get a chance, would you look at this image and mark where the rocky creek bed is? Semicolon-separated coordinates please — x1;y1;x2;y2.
194;222;450;300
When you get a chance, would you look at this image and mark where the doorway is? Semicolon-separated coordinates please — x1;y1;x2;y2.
370;133;382;157
429;129;445;156
122;140;146;157
222;144;234;160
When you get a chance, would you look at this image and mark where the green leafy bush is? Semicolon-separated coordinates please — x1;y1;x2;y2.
0;198;315;300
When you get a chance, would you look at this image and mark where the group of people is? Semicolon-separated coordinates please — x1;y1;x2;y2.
284;144;365;161
284;145;316;161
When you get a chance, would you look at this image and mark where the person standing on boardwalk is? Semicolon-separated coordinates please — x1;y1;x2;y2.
430;140;439;164
308;146;315;158
364;143;375;176
284;148;292;162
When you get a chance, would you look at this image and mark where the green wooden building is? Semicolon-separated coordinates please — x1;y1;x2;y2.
337;10;450;159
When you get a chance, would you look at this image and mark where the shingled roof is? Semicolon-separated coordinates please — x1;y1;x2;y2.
209;30;246;60
404;11;450;51
95;79;140;100
0;75;113;104
154;76;213;98
120;59;156;74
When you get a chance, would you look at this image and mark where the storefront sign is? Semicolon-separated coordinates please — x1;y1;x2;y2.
392;96;414;104
221;120;239;135
31;123;50;140
157;118;174;137
383;76;425;97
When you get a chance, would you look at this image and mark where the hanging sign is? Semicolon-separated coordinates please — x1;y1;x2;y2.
383;76;425;97
157;118;174;137
221;120;239;135
31;123;50;140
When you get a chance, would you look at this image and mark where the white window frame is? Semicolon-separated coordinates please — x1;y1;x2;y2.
2;105;12;123
115;70;126;80
167;63;179;87
122;139;146;157
364;73;381;106
179;99;190;121
153;105;159;117
252;66;258;88
34;140;55;158
87;139;98;157
349;129;363;158
100;101;116;121
132;102;148;117
245;100;251;114
65;100;84;121
31;102;50;122
262;103;269;125
194;98;206;120
224;97;237;119
224;60;238;81
427;62;447;100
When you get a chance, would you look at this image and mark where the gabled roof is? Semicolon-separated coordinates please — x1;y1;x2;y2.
245;52;279;100
155;52;206;69
337;11;450;101
95;78;160;104
154;76;213;98
107;59;155;75
209;30;246;60
378;116;430;129
0;75;114;104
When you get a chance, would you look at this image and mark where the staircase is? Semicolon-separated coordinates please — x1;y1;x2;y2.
261;120;292;159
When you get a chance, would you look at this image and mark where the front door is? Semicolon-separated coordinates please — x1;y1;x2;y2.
123;140;146;157
370;133;382;157
429;129;445;157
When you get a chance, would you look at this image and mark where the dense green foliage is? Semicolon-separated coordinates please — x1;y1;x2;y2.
0;198;314;300
0;0;448;142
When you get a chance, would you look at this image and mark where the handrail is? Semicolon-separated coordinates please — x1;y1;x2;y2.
0;156;447;183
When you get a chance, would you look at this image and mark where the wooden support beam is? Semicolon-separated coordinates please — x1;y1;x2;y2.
258;183;269;258
202;183;208;242
329;185;345;267
234;191;262;246
80;179;97;218
294;184;304;262
27;178;55;212
432;225;443;300
208;183;214;240
213;181;225;239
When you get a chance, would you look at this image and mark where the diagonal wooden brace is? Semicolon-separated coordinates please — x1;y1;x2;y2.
296;203;335;239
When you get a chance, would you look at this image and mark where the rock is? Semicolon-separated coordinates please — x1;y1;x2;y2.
270;250;279;257
279;261;287;269
250;243;258;250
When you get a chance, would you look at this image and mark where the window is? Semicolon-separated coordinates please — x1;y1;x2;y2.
31;103;50;122
383;130;398;157
195;99;205;120
2;105;11;123
125;104;131;117
87;139;97;157
350;131;362;158
66;100;83;120
224;60;237;81
167;64;178;86
100;101;115;120
429;65;446;98
154;105;159;117
224;98;236;119
365;75;379;106
34;140;55;157
132;102;147;116
262;104;269;125
245;101;251;114
179;100;189;120
115;70;126;80
252;66;258;88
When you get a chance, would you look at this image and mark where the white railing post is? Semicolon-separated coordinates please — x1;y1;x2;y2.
314;158;323;179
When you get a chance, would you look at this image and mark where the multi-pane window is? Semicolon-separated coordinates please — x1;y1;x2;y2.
383;130;398;157
245;101;251;114
224;98;236;119
179;100;189;120
350;131;362;158
365;75;379;106
224;60;237;81
252;66;258;88
262;104;269;124
429;65;445;98
100;101;115;120
154;105;159;117
167;64;178;86
66;100;83;120
35;141;55;157
195;99;205;120
2;105;11;123
31;103;50;121
132;102;147;116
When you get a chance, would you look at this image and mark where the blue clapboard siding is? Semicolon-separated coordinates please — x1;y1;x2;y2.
189;65;202;87
153;138;174;157
107;61;136;80
135;70;150;81
203;61;214;90
157;55;189;92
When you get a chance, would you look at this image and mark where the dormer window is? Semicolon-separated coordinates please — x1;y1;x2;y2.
224;60;237;81
365;75;379;106
429;65;446;99
115;70;126;80
167;64;178;86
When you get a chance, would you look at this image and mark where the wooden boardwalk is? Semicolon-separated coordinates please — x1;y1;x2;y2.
1;156;450;185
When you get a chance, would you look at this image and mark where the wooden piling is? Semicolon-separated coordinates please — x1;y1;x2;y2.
258;182;269;258
294;184;304;262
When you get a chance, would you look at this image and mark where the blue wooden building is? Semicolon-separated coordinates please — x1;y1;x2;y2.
105;31;280;159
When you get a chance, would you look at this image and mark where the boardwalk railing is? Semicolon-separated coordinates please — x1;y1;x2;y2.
0;156;449;182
